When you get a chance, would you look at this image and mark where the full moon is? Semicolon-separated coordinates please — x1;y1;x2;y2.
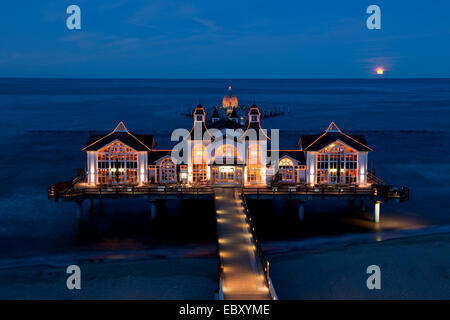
376;67;384;75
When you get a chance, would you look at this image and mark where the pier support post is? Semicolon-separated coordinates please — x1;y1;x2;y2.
76;200;83;225
297;201;304;222
374;201;381;224
150;200;157;219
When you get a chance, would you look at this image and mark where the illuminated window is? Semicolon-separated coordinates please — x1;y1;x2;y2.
247;144;262;184
316;142;358;184
212;167;219;184
160;158;176;183
192;144;208;184
279;158;294;182
97;141;138;185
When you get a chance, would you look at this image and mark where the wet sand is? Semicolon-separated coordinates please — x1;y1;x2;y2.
0;257;217;299
270;233;450;299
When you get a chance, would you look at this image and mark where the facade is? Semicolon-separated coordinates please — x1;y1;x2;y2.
83;91;372;188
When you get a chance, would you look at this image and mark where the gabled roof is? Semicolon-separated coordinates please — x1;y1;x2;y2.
83;122;155;151
268;150;306;165
149;149;174;164
299;122;372;152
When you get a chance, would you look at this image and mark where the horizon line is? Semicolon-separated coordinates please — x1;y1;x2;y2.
1;76;450;80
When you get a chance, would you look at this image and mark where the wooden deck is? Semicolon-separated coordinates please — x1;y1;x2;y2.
215;188;274;300
48;183;215;201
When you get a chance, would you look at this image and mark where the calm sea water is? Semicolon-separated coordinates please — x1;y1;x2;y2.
0;78;449;264
1;78;450;135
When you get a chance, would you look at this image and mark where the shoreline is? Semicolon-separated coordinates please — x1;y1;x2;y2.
0;243;217;271
0;255;218;300
0;230;449;299
2;223;450;270
263;223;450;256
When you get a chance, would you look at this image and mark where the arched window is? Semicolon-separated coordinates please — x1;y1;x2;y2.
97;141;137;185
279;158;294;182
317;142;358;184
192;143;208;184
247;144;262;184
160;158;176;183
279;158;293;166
215;144;238;158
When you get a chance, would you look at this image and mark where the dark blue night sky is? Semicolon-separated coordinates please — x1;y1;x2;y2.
1;0;449;78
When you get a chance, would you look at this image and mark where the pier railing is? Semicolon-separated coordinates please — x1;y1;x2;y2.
50;181;408;202
243;185;373;196
367;172;387;185
240;192;277;300
215;242;225;300
49;185;214;200
242;184;409;201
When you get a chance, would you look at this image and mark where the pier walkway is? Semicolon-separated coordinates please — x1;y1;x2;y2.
214;188;272;300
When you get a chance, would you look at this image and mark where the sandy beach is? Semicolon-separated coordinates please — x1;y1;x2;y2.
0;233;448;299
270;233;450;299
0;257;217;299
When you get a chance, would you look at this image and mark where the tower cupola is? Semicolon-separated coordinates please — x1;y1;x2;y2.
193;103;206;122
248;104;260;124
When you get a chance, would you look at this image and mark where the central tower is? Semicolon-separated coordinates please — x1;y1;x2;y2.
222;86;238;116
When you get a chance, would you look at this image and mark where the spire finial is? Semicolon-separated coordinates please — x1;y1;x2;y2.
114;121;128;132
326;122;340;132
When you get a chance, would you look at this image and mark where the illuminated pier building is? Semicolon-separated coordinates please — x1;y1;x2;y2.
82;89;372;188
49;87;408;297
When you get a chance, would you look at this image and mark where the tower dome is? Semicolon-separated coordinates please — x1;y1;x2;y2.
222;86;238;108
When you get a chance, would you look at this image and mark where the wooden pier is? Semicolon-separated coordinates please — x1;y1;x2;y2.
48;178;408;300
215;188;275;300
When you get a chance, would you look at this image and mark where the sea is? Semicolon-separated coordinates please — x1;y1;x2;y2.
1;78;450;267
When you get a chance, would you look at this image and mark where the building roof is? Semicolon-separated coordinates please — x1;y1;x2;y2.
148;149;173;164
249;104;260;115
212;108;220;118
230;108;238;119
268;150;306;165
193;103;205;115
186;105;214;141
208;117;244;130
299;122;372;152
239;104;270;141
83;122;155;151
